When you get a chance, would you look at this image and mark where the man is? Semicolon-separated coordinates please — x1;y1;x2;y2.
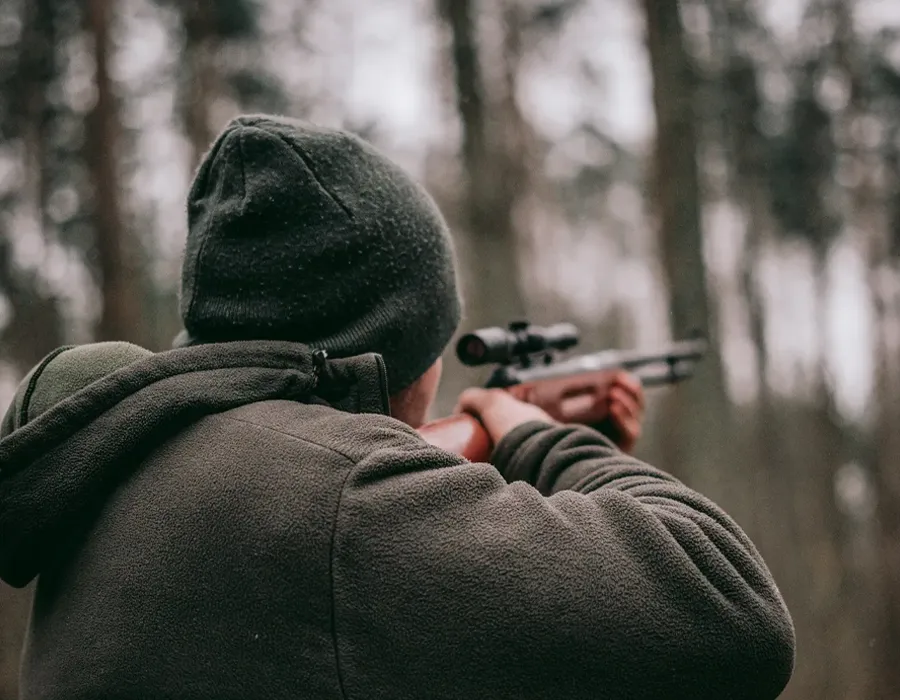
0;115;794;700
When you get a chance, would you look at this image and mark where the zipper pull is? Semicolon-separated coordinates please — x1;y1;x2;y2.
312;349;329;389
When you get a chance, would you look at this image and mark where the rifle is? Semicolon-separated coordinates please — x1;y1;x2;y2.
417;321;707;462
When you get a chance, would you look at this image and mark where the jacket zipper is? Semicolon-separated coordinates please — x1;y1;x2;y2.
373;355;391;415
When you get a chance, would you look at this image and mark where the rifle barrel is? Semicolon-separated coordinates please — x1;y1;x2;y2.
493;338;707;386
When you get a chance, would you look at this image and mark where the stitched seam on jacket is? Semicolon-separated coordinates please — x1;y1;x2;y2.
222;413;353;700
329;467;355;700
17;346;74;428
222;414;358;464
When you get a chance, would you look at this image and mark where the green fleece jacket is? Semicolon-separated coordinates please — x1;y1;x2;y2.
0;340;795;700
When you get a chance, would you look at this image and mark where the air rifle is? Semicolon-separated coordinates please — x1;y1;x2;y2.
417;321;707;462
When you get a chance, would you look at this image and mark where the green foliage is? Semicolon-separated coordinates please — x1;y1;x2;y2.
226;69;289;114
524;0;585;32
155;0;261;40
207;0;261;39
768;60;840;250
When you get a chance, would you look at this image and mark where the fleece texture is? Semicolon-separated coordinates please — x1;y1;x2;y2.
173;114;462;393
0;342;152;436
0;341;795;700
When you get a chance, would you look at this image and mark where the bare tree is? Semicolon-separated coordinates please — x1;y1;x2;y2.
0;0;64;369
640;0;733;498
432;0;542;412
181;0;220;169
437;0;530;332
84;0;142;343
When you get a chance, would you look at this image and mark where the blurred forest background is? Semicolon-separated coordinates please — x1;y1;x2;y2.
1;0;900;697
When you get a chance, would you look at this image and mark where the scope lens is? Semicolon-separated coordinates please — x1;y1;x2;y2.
463;337;486;361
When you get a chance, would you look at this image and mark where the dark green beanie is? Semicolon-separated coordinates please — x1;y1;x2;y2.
174;115;461;393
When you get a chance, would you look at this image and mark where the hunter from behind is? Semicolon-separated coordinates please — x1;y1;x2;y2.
0;114;795;700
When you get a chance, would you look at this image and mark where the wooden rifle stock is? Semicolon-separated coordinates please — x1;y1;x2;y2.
418;413;491;462
416;327;707;462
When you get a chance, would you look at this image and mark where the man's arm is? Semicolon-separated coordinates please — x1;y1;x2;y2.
331;413;795;700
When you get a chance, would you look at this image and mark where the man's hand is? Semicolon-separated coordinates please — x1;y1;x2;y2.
454;389;558;448
455;370;646;455
604;371;645;454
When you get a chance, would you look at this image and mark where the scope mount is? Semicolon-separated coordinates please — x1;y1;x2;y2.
505;321;544;368
482;320;576;389
455;319;581;386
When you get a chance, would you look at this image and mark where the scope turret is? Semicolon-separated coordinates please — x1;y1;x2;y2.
455;321;579;367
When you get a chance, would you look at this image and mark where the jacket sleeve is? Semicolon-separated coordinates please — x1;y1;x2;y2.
331;420;795;700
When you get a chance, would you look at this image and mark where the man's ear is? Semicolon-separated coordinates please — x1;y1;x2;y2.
388;358;443;429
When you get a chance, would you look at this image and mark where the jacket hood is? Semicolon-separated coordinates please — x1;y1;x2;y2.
0;340;390;588
1;342;153;436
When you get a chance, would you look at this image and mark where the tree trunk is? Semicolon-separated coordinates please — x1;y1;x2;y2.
828;7;891;694
84;0;141;343
640;0;732;495
438;0;527;323
435;0;531;413
869;124;900;700
182;0;219;169
18;0;55;223
872;287;900;698
0;0;64;369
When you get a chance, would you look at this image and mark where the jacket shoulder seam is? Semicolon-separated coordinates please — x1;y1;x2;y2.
17;346;75;428
221;414;359;465
220;412;354;700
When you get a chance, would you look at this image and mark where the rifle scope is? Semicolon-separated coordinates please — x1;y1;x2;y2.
456;321;579;367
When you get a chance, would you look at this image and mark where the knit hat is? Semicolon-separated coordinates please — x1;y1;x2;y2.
174;115;461;393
